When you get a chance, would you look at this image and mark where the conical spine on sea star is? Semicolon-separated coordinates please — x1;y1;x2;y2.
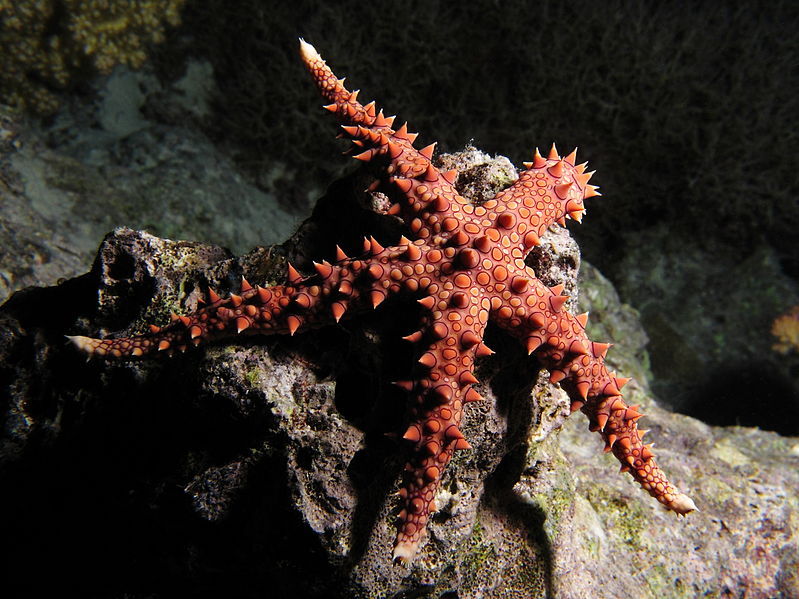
68;39;695;565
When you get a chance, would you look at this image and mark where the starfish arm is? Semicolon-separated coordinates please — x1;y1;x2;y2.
300;39;478;246
67;244;415;358
392;295;489;563
61;40;695;566
490;278;697;515
486;145;601;256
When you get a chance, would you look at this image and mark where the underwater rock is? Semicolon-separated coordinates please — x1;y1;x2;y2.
0;152;796;598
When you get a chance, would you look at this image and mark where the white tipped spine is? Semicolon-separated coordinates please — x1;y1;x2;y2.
298;38;322;63
66;334;97;353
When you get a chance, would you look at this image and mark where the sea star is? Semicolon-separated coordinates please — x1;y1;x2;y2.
68;39;696;562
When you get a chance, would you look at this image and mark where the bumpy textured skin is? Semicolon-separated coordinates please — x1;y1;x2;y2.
69;40;696;563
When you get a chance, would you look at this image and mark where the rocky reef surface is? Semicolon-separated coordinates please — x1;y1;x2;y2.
1;146;797;597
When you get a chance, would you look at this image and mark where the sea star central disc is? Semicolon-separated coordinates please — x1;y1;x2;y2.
68;39;696;563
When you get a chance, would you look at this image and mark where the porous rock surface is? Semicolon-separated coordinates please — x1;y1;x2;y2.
0;153;797;599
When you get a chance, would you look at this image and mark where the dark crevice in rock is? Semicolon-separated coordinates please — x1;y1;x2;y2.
286;174;405;272
346;437;402;565
667;361;799;436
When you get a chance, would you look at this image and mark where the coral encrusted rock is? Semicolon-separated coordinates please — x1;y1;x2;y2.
0;149;797;597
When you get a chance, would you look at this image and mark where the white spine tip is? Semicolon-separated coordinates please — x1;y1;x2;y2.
392;542;416;565
670;493;698;514
65;335;96;353
298;38;320;62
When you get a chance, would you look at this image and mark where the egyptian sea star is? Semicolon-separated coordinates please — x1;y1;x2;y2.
68;40;696;562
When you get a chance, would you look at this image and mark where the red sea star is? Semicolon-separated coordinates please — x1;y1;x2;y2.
68;39;696;562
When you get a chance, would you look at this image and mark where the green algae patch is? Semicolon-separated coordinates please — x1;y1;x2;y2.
520;434;577;541
458;516;547;599
244;367;261;388
583;484;651;552
710;437;755;469
530;485;573;542
460;518;498;578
